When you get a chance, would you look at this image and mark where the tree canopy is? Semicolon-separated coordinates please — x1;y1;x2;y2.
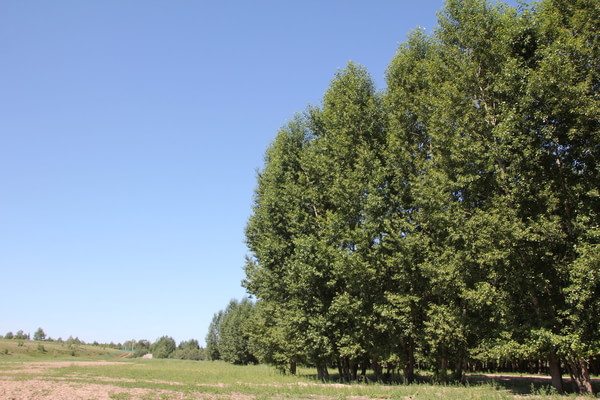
243;0;599;393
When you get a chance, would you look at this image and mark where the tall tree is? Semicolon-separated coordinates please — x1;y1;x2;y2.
305;62;386;380
206;310;223;360
218;298;257;365
244;114;322;372
518;0;599;393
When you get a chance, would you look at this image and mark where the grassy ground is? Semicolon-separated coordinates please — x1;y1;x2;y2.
0;341;597;399
0;359;514;399
0;338;129;361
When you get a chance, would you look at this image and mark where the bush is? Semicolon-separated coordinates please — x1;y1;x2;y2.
150;336;176;359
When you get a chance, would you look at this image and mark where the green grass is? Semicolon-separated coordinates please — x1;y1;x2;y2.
0;346;596;399
45;360;520;399
0;357;547;399
0;338;128;361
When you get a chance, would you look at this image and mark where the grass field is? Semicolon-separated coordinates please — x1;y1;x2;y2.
0;338;128;361
0;339;596;399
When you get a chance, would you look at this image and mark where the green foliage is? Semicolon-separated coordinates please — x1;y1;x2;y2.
218;299;258;365
171;339;206;361
66;336;83;350
124;339;151;358
0;338;121;360
14;330;29;340
150;336;176;359
242;0;599;393
33;327;46;341
206;310;223;360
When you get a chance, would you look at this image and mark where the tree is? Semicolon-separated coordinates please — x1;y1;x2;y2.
245;63;387;379
15;330;29;340
218;299;257;365
244;114;327;374
5;332;14;340
242;0;599;391
150;336;176;359
246;299;305;374
207;300;258;364
308;62;387;381
206;310;223;360
133;340;151;357
172;339;205;361
33;328;46;341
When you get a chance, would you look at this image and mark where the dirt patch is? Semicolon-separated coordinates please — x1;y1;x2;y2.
0;361;127;375
49;374;228;388
0;377;218;400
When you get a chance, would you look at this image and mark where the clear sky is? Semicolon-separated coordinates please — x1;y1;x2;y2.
1;0;515;345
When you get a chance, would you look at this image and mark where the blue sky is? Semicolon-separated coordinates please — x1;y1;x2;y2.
1;0;516;345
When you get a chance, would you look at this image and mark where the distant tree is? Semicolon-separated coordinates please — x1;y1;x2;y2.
122;340;136;351
206;311;223;360
15;330;29;340
33;328;46;341
171;339;205;361
132;339;151;357
207;299;259;365
178;339;199;350
151;336;176;359
5;332;14;340
218;299;258;365
67;336;81;346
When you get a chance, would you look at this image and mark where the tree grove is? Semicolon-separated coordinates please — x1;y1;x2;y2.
244;0;599;394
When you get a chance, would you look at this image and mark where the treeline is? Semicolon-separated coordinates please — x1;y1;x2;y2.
124;337;206;360
205;299;257;365
242;0;599;395
2;330;33;341
2;328;110;348
2;329;206;361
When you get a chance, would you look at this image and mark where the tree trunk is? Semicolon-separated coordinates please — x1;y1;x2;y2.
361;360;368;377
351;362;359;381
372;359;383;382
568;359;594;394
436;358;449;383
453;359;465;383
548;350;564;394
342;358;350;382
403;339;415;384
289;360;297;375
317;363;329;381
591;356;600;376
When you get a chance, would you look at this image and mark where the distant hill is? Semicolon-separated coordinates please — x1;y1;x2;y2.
0;338;132;361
